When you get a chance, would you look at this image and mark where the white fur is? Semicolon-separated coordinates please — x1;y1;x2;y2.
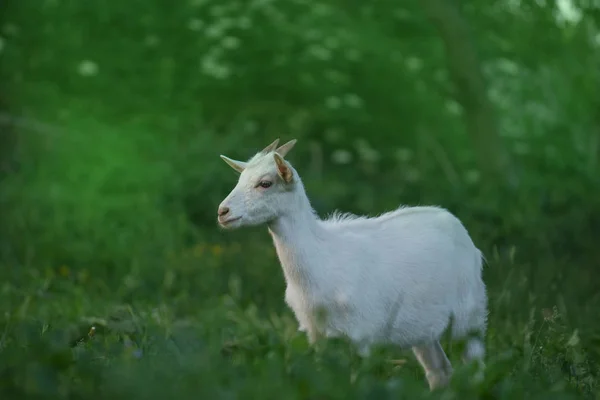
218;139;488;390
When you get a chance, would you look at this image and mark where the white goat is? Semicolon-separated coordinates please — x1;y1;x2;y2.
217;138;488;390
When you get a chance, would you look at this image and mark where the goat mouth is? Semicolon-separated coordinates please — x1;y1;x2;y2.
218;216;242;226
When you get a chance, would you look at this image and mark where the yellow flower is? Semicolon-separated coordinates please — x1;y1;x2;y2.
166;249;176;260
210;244;223;257
58;265;70;277
192;243;205;257
78;270;89;283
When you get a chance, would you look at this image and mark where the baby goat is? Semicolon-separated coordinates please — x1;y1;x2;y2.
217;138;488;390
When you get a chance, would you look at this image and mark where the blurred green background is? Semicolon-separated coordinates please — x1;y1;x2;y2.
0;0;599;398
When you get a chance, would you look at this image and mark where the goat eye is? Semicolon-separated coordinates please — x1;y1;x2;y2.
258;181;272;188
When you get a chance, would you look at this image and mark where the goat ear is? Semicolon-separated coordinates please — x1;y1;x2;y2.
275;139;297;157
274;153;293;183
220;155;247;174
261;138;280;154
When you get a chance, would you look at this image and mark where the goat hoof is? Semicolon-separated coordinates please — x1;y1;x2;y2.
426;371;451;391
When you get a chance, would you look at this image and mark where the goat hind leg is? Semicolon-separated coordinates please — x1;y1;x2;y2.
462;336;486;382
412;341;453;390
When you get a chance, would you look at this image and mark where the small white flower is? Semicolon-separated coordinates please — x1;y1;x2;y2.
243;120;258;133
300;73;315;85
566;329;580;347
446;100;462;116
356;140;380;163
405;168;421;182
251;0;273;8
344;93;363;108
190;0;208;6
201;56;231;79
237;16;252;29
273;54;288;66
395;148;413;162
304;29;321;41
308;45;331;61
208;5;227;17
77;60;99;77
344;49;361;61
332;149;352;164
219;17;235;30
545;145;558;159
465;169;480;184
2;24;18;36
205;24;225;38
405;57;423;72
221;36;240;49
324;128;343;143
324;69;346;84
324;36;339;49
556;0;582;25
313;4;331;16
513;142;529;155
144;35;159;47
188;18;204;31
496;58;519;75
391;51;403;63
325;96;341;109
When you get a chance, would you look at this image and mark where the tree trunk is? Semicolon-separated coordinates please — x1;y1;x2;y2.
421;0;516;186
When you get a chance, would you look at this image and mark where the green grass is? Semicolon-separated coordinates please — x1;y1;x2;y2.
1;202;599;399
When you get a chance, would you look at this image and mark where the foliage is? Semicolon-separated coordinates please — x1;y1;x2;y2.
0;0;599;398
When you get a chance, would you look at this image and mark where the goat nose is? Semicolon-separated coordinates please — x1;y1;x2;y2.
218;206;230;217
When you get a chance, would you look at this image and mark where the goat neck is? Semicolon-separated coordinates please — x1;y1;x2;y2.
267;187;324;285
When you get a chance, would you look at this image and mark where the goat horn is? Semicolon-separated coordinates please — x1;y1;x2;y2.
276;139;297;157
261;138;280;154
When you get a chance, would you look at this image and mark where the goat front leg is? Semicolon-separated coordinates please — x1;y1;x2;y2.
412;341;453;390
303;325;320;345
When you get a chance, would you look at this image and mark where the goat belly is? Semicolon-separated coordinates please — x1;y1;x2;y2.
284;283;351;339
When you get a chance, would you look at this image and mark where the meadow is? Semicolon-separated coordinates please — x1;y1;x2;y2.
0;0;599;398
